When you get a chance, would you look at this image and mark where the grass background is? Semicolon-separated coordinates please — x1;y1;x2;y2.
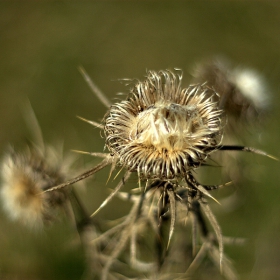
0;1;280;279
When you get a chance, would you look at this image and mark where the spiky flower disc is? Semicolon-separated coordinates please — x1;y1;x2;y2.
105;70;223;180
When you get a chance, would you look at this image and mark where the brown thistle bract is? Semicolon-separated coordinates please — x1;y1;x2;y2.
105;70;223;180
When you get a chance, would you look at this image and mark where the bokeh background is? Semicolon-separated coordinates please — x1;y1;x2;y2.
0;1;280;280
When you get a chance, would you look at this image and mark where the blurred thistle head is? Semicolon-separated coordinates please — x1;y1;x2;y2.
192;57;270;127
104;70;224;180
0;146;69;228
0;101;74;229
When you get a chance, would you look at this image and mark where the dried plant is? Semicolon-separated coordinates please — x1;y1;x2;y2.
191;57;270;131
0;68;275;280
0;102;75;228
0;102;110;278
0;146;71;228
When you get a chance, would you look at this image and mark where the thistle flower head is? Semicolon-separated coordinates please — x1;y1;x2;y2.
192;57;270;125
0;147;68;228
230;67;270;112
104;70;223;180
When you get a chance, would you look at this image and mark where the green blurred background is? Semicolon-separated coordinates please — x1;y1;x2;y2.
0;1;280;279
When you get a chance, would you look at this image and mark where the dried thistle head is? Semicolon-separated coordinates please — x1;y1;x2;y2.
229;66;270;119
104;70;224;180
192;57;272;183
192;57;270;129
0;101;77;228
0;146;70;228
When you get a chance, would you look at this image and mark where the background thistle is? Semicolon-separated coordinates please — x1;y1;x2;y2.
0;2;280;280
191;57;270;135
191;57;273;184
1;146;69;228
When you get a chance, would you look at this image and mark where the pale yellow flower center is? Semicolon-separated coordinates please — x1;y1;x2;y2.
130;101;201;153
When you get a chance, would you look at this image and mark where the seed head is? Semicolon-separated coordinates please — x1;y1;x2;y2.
230;67;270;113
104;70;223;180
192;57;270;125
0;147;68;228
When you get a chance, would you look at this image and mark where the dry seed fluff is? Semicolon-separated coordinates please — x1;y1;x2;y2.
1;148;68;228
104;70;224;180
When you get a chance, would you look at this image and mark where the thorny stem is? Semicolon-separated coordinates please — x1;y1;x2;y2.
43;156;113;193
101;191;146;280
216;145;278;160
